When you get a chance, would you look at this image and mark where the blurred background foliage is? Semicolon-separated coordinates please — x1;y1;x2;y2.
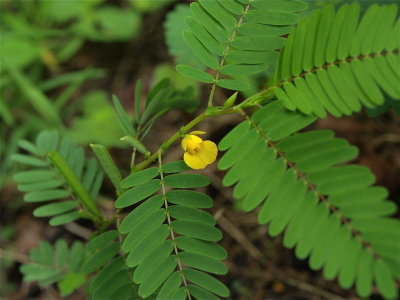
1;0;399;299
0;0;202;189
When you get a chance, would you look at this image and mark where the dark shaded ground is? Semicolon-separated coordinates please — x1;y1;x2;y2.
1;4;399;300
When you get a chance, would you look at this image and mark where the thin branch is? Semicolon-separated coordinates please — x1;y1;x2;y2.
158;151;192;300
208;3;252;107
133;107;237;173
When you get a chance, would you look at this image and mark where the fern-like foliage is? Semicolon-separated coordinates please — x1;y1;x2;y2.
87;256;139;300
20;239;87;296
165;4;205;69
176;0;307;90
272;3;400;117
21;231;137;298
85;230;140;300
219;101;399;299
12;130;104;225
116;160;229;299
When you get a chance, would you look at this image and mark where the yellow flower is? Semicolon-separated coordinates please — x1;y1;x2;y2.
181;131;218;170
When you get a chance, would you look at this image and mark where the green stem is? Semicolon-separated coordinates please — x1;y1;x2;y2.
132;83;276;173
157;151;192;300
48;150;104;220
207;84;217;107
208;3;251;107
132;107;237;173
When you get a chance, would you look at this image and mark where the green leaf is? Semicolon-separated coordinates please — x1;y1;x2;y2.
190;2;230;44
165;4;204;68
88;257;125;296
90;144;123;194
115;180;161;208
238;22;292;37
82;158;99;192
14;170;55;183
58;272;87;297
156;272;182;300
219;0;244;15
70;241;85;272
171;220;222;241
11;154;48;167
228;49;277;64
140;84;174;124
82;242;120;273
175;236;227;260
183;268;229;297
219;99;400;300
138;255;177;298
1;35;40;69
33;201;77;217
55;239;69;270
2;58;60;125
120;168;159;188
188;284;219;300
17;139;40;156
176;64;214;83
121;209;166;252
112;95;136;137
147;78;171;104
24;190;70;203
120;136;149;155
87;230;119;252
20;264;62;283
216;79;250;91
37;130;59;154
119;195;164;234
183;31;219;70
180;251;228;275
231;36;286;51
245;10;299;25
162;160;191;173
168;205;216;226
126;225;169;267
251;0;308;12
218;121;250;151
198;0;237;29
48;151;102;218
133;240;174;284
185;17;224;56
29;241;54;266
273;3;399;117
220;63;268;76
49;211;81;226
374;259;398;299
164;174;210;188
224;92;238;108
90;7;140;41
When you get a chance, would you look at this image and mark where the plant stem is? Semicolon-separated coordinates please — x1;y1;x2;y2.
158;151;192;300
207;84;216;107
132;107;237;173
48;151;104;221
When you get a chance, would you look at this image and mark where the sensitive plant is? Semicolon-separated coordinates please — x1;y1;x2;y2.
0;0;178;188
12;0;400;299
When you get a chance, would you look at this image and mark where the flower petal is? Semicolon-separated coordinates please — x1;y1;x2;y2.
187;134;203;143
189;131;206;135
184;152;208;170
181;138;188;151
198;140;218;165
181;135;203;151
